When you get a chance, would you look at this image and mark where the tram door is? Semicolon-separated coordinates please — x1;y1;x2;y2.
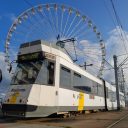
36;59;57;106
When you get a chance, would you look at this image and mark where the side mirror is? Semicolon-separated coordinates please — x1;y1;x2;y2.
0;69;2;83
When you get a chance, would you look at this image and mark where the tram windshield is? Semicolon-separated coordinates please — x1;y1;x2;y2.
11;61;42;85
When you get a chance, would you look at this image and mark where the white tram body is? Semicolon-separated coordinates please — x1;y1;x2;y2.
119;92;125;108
105;81;125;110
2;40;125;117
105;81;117;110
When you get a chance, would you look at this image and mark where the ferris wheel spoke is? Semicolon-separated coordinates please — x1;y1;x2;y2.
55;8;59;35
60;10;64;37
51;11;58;36
31;13;53;39
71;23;88;38
11;29;26;38
74;28;91;40
76;32;95;42
49;8;58;36
27;13;46;34
67;46;102;56
8;45;18;59
39;9;55;37
36;15;53;39
76;27;100;42
61;12;70;38
67;18;82;38
22;14;49;41
64;15;77;37
12;29;27;43
28;19;49;40
66;47;102;64
38;13;54;38
15;25;29;34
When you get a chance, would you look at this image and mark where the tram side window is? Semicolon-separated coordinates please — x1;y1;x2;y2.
82;76;92;92
108;89;115;101
73;72;81;87
60;66;71;88
98;84;104;96
73;72;91;93
111;92;116;102
91;82;98;95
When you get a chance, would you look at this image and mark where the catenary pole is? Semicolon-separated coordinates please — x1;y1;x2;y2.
113;55;120;110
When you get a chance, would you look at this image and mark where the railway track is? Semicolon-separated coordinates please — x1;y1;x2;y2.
106;113;128;128
1;110;128;128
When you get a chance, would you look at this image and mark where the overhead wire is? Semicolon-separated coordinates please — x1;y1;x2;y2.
103;0;117;29
104;59;114;68
104;0;128;56
110;0;128;67
103;0;128;70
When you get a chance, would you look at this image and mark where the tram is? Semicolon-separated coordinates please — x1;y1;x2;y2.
1;40;125;117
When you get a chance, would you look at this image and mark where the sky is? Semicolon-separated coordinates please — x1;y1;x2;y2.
0;0;127;45
0;0;128;96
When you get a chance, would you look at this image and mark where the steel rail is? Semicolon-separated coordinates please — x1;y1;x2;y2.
106;113;128;128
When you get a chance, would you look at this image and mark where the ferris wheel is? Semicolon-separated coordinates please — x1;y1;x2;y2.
5;3;105;77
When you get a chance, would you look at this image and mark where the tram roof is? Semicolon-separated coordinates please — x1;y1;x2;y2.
19;40;73;62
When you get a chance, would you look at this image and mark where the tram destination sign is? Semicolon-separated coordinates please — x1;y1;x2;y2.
18;51;44;62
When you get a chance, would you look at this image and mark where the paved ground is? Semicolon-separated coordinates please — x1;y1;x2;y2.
0;110;128;128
